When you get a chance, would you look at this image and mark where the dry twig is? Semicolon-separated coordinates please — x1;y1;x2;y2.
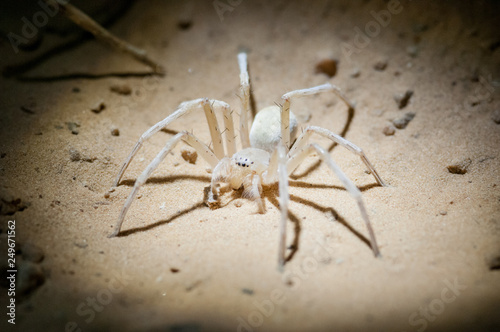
43;0;165;75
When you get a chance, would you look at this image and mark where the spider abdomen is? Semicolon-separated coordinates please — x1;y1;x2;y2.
249;106;298;152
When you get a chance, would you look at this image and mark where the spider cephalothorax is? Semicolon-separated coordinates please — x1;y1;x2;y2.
109;53;386;268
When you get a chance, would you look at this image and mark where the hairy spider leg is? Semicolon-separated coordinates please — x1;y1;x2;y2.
112;98;235;187
238;52;251;149
280;83;354;150
290;126;386;187
287;143;381;257
109;131;218;237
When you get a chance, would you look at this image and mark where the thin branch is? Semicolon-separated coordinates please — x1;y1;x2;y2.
43;0;165;75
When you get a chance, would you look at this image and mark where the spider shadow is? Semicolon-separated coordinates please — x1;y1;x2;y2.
118;174;211;187
115;174;211;237
15;71;162;82
262;179;376;264
265;193;302;263
115;201;206;237
289;193;373;251
114;175;377;265
288;180;380;192
291;105;355;180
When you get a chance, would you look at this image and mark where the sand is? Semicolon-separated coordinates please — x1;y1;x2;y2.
0;0;499;331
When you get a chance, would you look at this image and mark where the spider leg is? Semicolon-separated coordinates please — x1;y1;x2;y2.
109;131;218;237
280;83;354;150
242;173;265;213
277;144;289;269
263;144;289;269
214;101;237;156
238;52;251;148
206;157;232;209
202;99;236;158
113;98;233;187
263;146;279;185
287;143;381;257
289;126;386;187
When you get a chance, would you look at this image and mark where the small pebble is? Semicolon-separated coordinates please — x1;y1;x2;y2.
242;288;254;295
486;253;500;270
350;68;361;78
0;196;27;215
392;112;416;129
439;211;447;216
374;59;388;71
447;158;472;174
69;148;81;162
181;148;198;164
492;110;500;124
177;20;193;30
394;90;414;109
74;241;88;249
383;124;396;136
20;105;36;114
69;148;96;162
104;188;114;199
91;101;106;114
66;121;80;135
110;84;132;96
111;128;120;136
315;58;338;78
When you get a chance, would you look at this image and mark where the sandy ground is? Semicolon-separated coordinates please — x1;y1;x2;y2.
0;0;499;331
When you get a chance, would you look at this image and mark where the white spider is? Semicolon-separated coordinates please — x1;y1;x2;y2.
109;53;386;268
